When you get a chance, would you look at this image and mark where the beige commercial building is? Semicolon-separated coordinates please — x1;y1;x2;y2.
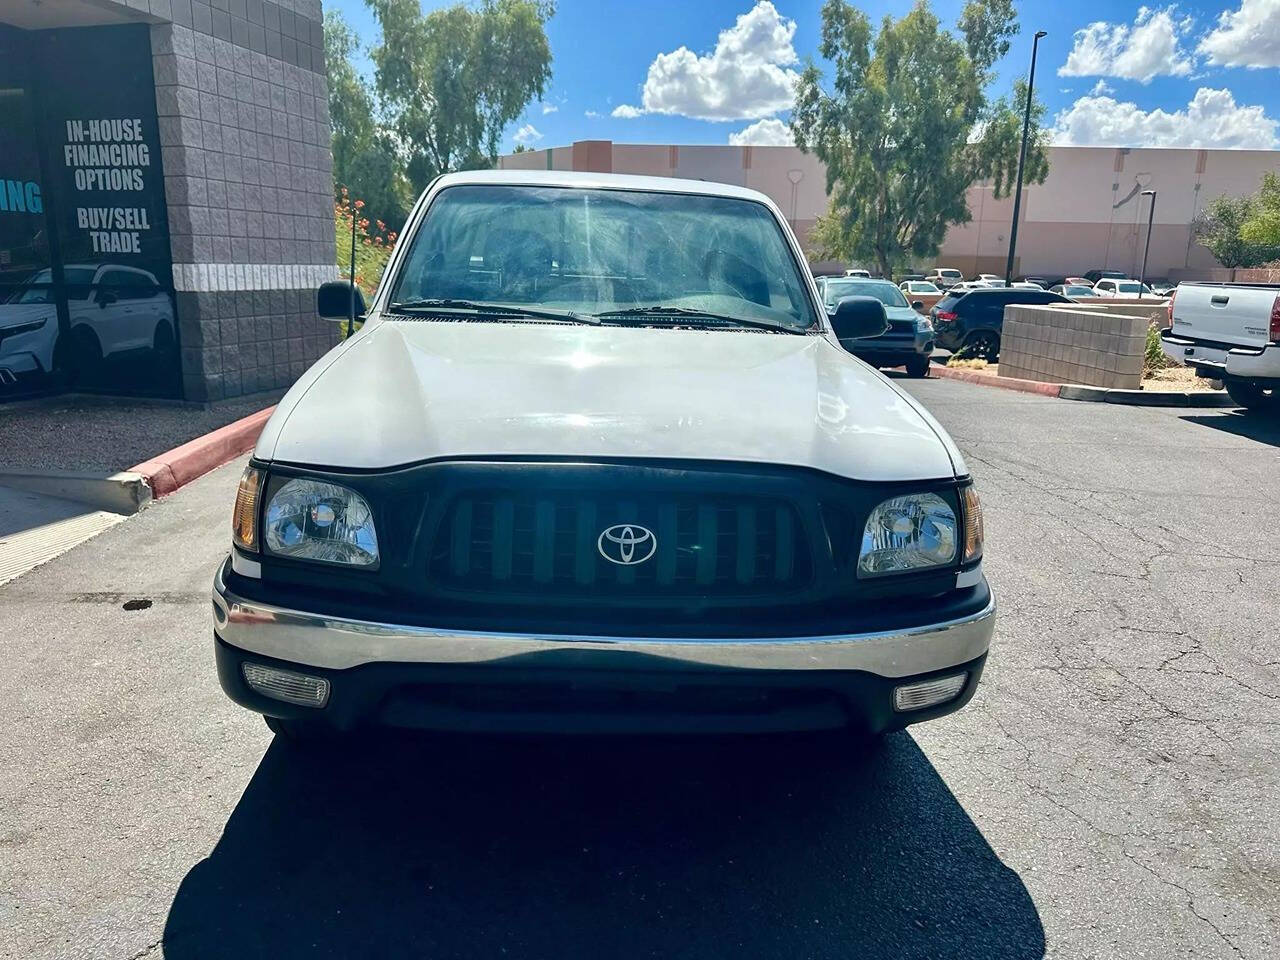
500;140;1279;281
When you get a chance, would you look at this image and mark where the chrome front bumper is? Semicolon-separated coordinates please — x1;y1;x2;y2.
212;558;995;678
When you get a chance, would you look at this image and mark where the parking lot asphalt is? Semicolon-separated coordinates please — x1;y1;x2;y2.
1;376;1277;959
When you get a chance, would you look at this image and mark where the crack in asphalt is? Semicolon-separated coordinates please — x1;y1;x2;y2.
955;429;1276;954
975;701;1246;957
126;937;163;960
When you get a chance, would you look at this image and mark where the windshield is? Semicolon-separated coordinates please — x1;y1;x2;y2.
388;184;817;331
939;269;961;279
823;280;908;308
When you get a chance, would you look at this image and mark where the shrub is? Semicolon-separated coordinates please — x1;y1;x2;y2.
334;188;397;299
1144;322;1176;376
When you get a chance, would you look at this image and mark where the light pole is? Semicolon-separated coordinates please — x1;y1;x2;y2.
1138;189;1156;296
1004;30;1047;287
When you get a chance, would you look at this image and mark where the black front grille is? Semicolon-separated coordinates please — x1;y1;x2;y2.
427;489;812;602
255;459;972;636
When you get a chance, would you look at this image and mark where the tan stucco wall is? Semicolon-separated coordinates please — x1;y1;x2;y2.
500;141;1280;279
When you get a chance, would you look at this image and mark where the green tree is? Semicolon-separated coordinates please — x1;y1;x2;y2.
1193;192;1276;276
367;0;554;193
793;0;1050;277
346;138;413;231
324;10;412;228
1240;171;1280;252
325;11;374;193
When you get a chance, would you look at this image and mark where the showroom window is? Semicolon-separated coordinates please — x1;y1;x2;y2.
0;23;179;401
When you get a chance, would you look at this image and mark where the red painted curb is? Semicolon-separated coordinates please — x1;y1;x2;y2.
930;364;1062;398
130;406;276;498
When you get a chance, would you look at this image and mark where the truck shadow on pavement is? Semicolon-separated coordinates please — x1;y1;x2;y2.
1180;410;1280;448
163;730;1044;959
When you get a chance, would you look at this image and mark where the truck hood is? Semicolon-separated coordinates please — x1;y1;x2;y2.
258;320;962;482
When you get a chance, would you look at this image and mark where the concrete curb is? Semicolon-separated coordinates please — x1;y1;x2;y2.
130;406;276;499
1058;385;1235;407
0;469;152;515
928;364;1062;397
931;364;1235;408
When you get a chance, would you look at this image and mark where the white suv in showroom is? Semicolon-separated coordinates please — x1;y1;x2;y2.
212;170;993;744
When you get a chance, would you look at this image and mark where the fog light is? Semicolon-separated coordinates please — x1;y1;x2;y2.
893;673;966;712
242;663;330;708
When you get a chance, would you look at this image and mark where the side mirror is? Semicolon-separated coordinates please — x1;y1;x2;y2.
317;280;366;320
97;289;117;307
911;299;924;311
829;295;889;340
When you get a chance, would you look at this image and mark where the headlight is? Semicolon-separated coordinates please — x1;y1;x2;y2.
264;478;379;566
858;492;957;577
915;317;934;332
1;316;52;337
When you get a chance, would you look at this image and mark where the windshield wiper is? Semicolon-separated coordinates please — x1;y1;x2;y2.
389;298;600;325
593;305;808;334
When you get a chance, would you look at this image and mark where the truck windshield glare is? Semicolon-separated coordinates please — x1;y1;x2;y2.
387;185;817;331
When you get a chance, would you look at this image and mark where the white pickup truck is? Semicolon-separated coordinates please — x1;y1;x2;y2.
211;169;994;746
1160;282;1280;412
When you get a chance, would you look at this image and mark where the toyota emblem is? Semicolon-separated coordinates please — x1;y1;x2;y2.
597;524;657;565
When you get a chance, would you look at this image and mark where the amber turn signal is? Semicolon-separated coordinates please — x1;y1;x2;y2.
232;466;264;551
960;485;983;562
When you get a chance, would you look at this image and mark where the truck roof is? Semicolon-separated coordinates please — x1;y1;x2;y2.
436;168;777;205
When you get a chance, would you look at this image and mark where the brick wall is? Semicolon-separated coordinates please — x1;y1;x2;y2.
116;0;338;401
999;305;1146;389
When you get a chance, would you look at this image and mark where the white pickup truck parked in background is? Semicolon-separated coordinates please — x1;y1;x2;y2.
1161;282;1280;412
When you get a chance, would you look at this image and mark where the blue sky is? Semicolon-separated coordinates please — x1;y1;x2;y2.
327;0;1280;150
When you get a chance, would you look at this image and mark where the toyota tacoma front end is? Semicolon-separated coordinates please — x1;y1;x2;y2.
212;170;994;742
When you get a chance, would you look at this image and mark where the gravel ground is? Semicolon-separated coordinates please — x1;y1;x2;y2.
0;391;284;473
1142;366;1223;392
939;360;1225;393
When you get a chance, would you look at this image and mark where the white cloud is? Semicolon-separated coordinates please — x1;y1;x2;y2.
728;117;794;146
612;1;801;121
512;123;543;145
1090;79;1114;95
1199;0;1280;68
1051;86;1279;148
1059;7;1194;83
584;110;602;119
611;104;643;119
540;102;559;115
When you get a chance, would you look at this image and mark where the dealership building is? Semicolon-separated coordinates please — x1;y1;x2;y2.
500;140;1280;281
0;0;338;404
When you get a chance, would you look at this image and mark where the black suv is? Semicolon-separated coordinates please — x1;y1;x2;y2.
930;288;1072;360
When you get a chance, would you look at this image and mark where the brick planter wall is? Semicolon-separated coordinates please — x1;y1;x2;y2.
1070;299;1170;327
999;305;1146;389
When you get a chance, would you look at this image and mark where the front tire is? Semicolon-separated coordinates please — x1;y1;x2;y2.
905;355;931;378
1225;380;1279;412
